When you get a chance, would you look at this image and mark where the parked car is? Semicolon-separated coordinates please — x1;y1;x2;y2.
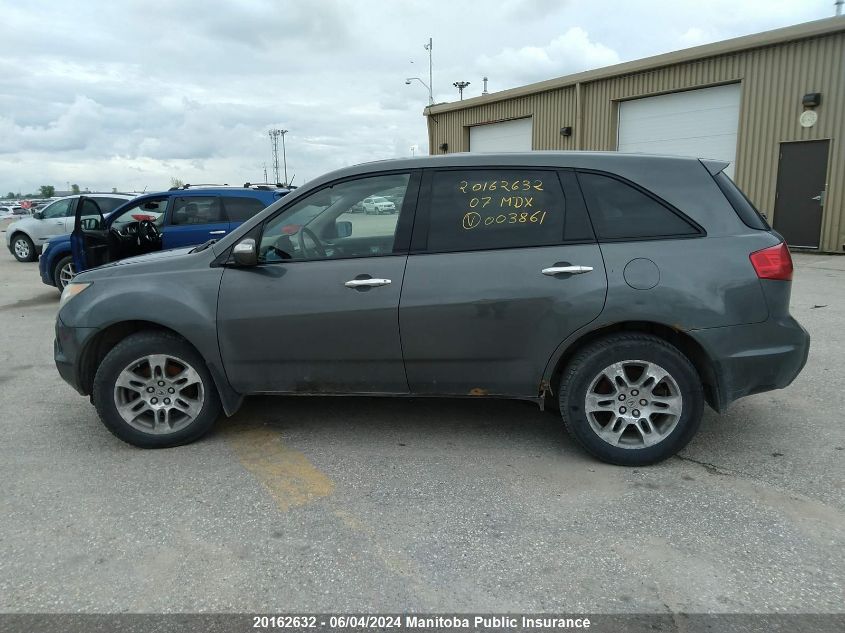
5;194;134;262
0;205;28;219
54;153;809;465
40;185;289;291
362;195;396;214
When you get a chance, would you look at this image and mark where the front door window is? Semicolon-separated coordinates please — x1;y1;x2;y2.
259;173;410;262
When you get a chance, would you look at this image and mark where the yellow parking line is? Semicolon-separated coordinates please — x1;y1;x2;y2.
224;424;333;511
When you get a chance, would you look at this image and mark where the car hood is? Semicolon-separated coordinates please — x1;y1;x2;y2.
93;247;195;271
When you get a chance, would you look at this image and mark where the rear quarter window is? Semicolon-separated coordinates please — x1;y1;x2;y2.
223;196;268;222
577;171;701;240
713;172;770;230
426;170;565;252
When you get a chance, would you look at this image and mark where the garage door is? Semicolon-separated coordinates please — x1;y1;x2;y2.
469;117;533;152
618;84;741;177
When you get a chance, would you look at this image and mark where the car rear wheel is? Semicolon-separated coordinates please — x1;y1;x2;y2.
11;233;36;262
93;331;221;448
53;255;75;291
558;333;703;466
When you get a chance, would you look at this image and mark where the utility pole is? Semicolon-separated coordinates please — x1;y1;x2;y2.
280;129;288;186
453;81;470;100
263;162;268;183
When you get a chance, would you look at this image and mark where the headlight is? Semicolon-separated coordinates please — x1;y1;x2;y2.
59;282;92;310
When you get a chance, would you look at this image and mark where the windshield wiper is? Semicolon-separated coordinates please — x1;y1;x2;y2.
190;239;217;253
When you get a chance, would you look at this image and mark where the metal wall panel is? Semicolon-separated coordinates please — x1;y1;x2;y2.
427;31;845;251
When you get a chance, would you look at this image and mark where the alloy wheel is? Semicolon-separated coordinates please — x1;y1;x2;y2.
59;261;75;289
113;354;205;434
13;238;30;259
584;360;683;449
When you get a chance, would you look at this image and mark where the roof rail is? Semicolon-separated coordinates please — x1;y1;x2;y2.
242;182;290;189
167;183;230;191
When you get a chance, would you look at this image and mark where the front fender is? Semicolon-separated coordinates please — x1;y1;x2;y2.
60;261;242;415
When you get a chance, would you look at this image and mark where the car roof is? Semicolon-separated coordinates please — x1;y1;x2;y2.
303;151;726;188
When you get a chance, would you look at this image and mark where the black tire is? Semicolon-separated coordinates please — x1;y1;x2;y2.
53;255;75;292
558;333;703;466
93;331;221;448
11;233;36;262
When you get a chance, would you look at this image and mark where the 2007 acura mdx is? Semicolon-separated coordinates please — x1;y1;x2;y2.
54;153;809;465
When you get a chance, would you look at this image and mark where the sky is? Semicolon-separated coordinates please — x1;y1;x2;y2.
0;0;837;194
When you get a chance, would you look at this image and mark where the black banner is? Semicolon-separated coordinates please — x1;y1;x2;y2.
0;613;843;633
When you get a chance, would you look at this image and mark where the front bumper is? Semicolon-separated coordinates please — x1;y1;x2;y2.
690;316;810;411
55;315;98;395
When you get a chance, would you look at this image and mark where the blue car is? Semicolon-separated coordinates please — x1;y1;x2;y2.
40;185;289;290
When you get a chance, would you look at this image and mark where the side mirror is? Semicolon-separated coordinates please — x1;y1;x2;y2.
33;211;43;220
232;238;258;266
336;220;352;238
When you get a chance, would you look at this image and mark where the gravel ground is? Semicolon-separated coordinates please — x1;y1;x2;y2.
0;249;842;614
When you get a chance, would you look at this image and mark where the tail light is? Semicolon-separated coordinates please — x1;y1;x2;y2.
750;242;793;281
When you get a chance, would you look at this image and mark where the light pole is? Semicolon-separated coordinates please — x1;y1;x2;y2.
405;77;433;105
453;81;470;100
280;129;288;186
424;37;433;101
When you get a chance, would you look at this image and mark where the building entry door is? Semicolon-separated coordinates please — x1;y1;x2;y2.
773;140;829;248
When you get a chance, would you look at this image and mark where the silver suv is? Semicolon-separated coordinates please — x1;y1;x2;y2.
6;194;133;262
54;153;809;465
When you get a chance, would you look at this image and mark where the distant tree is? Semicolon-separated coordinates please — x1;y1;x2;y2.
5;192;16;199
39;185;55;198
112;187;117;193
170;177;184;189
71;184;80;194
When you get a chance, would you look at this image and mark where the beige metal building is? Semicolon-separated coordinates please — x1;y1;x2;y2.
425;17;845;252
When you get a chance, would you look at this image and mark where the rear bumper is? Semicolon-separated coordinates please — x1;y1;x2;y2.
55;316;98;395
689;316;810;411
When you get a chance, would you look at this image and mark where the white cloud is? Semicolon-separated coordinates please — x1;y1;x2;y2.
0;0;834;194
476;27;621;90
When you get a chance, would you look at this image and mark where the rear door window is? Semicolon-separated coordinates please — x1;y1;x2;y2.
577;172;700;240
170;196;224;225
425;170;565;252
222;196;267;222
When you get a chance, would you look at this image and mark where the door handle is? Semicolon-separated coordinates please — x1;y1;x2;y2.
344;278;392;288
542;265;593;276
811;195;821;201
209;230;227;235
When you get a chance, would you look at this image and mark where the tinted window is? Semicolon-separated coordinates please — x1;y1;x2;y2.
98;197;129;214
260;173;409;262
427;170;565;252
713;172;769;230
223;196;267;222
41;199;72;219
171;196;223;225
578;172;699;240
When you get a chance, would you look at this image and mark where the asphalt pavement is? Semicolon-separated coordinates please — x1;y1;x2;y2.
0;249;842;613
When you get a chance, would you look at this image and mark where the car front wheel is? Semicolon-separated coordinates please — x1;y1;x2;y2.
11;233;36;262
93;331;221;448
53;255;75;291
558;333;704;466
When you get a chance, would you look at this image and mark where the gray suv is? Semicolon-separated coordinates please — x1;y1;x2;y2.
54;153;809;465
